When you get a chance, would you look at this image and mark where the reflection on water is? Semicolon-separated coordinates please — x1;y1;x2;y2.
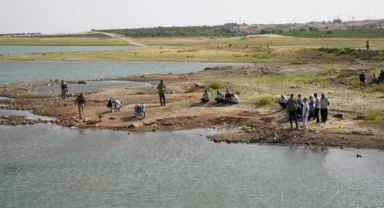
31;81;151;95
0;109;54;120
0;125;383;208
0;62;245;84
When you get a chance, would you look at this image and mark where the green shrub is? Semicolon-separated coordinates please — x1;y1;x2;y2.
254;96;274;105
235;88;243;95
323;67;339;75
365;109;382;121
351;80;362;88
209;81;223;90
368;83;384;92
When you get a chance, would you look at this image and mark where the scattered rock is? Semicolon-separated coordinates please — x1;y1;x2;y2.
333;113;344;119
78;81;88;84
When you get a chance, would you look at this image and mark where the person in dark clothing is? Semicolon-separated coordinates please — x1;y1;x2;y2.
359;71;366;84
286;94;298;130
314;93;320;123
366;40;370;50
75;92;86;119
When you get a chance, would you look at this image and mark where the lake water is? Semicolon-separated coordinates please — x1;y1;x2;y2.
31;81;151;95
0;62;241;84
1;124;383;207
0;46;137;55
0;109;54;121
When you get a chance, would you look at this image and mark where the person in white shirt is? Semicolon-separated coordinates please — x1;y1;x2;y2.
320;93;330;123
314;93;320;123
308;95;315;120
302;97;309;133
278;95;288;109
214;90;224;103
229;94;239;104
201;89;210;103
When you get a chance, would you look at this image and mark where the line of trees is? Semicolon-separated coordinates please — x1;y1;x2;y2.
93;23;251;37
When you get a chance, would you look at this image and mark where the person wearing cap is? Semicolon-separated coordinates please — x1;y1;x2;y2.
201;89;210;103
75;92;86;119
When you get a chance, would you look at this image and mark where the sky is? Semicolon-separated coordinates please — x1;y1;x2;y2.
1;0;383;34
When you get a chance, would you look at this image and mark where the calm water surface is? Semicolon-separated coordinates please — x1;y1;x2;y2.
1;124;383;208
31;81;150;95
0;62;242;84
0;46;137;55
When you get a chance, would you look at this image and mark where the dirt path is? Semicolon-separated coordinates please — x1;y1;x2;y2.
98;32;147;47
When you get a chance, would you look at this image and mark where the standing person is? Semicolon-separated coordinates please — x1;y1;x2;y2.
286;94;298;130
75;92;86;119
366;40;370;50
314;93;320;123
201;89;210;103
157;80;166;106
320;93;330;123
60;80;68;99
308;95;315;120
372;74;379;84
278;95;288;109
302;97;309;133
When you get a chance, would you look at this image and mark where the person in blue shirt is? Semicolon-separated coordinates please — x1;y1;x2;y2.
278;95;288;109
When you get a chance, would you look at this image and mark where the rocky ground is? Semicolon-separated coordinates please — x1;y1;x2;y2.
1;63;384;150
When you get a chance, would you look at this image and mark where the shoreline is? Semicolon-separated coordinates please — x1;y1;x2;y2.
1;63;384;150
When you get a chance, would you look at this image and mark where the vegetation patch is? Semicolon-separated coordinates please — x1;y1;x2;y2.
254;96;275;105
365;109;383;121
209;81;224;90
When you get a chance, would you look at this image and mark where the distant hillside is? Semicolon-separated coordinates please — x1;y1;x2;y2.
94;19;384;38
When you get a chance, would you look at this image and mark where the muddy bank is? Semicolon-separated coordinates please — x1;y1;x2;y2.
1;63;384;149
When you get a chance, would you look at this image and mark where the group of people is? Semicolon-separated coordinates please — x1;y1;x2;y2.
279;93;330;132
201;89;240;104
359;70;384;85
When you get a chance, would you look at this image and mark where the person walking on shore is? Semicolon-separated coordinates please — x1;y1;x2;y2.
366;40;370;50
157;80;166;106
314;93;320;123
60;80;68;99
287;94;298;130
75;92;86;119
320;93;330;123
302;97;309;133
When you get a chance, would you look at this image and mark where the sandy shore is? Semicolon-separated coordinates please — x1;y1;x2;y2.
1;63;384;150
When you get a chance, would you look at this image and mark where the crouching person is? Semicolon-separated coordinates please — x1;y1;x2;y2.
229;94;239;104
215;90;224;103
279;95;288;109
201;89;210;103
75;92;86;119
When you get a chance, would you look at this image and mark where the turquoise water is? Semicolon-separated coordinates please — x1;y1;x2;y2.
0;62;240;84
1;124;383;207
0;45;137;55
